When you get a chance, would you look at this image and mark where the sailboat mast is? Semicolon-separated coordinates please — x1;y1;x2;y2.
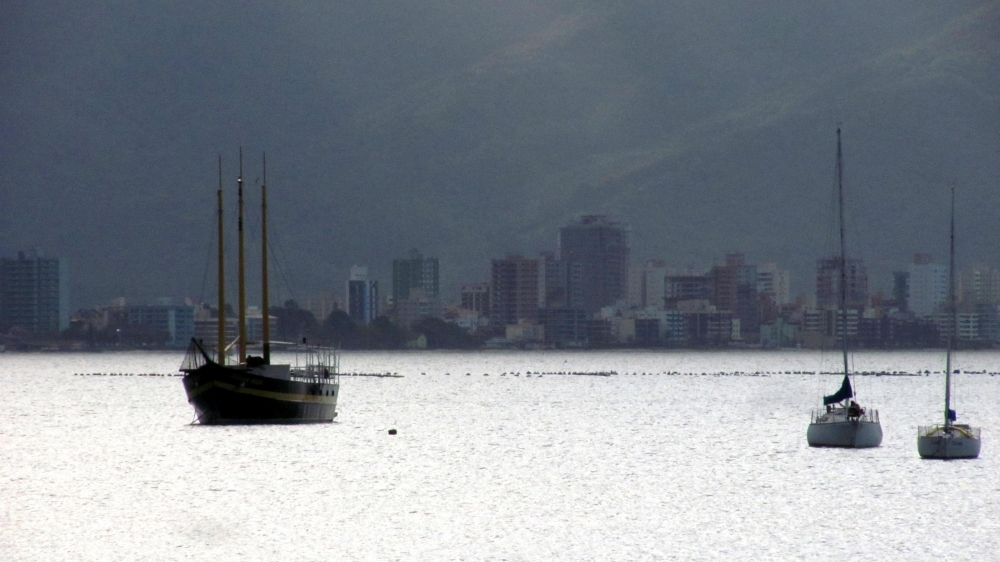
944;185;956;429
261;153;270;364
836;128;850;380
237;148;247;365
217;155;226;365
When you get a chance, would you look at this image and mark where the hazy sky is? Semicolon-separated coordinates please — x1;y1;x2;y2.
2;1;998;309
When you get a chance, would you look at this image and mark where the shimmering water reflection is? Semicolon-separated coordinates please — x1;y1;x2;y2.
2;350;998;561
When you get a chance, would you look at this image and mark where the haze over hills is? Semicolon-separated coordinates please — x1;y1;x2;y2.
1;1;997;308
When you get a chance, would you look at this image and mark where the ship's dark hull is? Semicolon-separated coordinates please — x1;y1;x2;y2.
182;363;338;424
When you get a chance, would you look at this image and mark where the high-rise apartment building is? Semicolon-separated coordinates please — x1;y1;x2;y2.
665;274;711;308
125;299;195;347
959;264;1000;306
347;265;379;324
907;253;947;318
460;283;490;317
538;252;584;310
757;262;791;305
0;251;69;333
816;256;868;310
708;253;759;341
558;215;630;314
490;254;540;328
392;249;439;301
632;259;668;310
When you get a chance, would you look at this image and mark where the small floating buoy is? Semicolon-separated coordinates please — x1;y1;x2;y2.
388;429;397;435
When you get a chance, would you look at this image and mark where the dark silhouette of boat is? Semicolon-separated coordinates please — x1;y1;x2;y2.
181;151;339;424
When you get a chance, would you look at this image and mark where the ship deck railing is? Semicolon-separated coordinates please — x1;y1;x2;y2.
811;407;880;425
291;346;340;382
918;424;980;439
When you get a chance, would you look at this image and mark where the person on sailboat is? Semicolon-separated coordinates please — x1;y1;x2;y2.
848;400;863;419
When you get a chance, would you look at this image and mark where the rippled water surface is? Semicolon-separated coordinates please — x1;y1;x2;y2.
2;350;999;561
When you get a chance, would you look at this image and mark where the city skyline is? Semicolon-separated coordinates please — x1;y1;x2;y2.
8;229;1000;350
2;3;997;310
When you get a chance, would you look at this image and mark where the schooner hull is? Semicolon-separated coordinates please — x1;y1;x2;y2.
183;364;338;425
807;420;882;448
918;429;981;459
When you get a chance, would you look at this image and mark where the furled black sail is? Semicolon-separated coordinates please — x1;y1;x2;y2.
823;374;853;405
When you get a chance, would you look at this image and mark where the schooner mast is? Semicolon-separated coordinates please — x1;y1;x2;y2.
237;148;247;365
261;153;271;364
217;155;226;365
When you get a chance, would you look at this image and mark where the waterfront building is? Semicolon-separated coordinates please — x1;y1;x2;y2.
538;307;589;347
393;288;444;328
192;317;238;350
302;292;340;326
760;318;799;348
0;250;69;333
445;306;489;333
632;307;684;344
124;299;195;347
934;311;981;343
505;321;544;343
347;266;379;324
682;309;734;346
558;215;630;314
392;248;439;301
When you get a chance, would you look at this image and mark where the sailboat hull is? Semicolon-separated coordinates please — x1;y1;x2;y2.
917;426;981;459
183;363;338;425
807;419;882;448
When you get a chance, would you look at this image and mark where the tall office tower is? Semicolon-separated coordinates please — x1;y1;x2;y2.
558;215;630;314
347;265;379;324
0;250;69;333
907;253;947;317
816;256;869;310
490;255;540;328
392;248;439;301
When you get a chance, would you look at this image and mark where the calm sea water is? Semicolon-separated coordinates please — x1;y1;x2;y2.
2;349;998;561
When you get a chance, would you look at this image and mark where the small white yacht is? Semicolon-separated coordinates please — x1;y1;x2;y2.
806;128;882;449
917;186;980;459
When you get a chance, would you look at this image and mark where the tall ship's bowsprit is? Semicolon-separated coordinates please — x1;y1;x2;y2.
806;128;882;448
181;150;339;424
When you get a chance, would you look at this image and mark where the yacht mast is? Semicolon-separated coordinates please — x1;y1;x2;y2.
945;185;955;430
237;148;247;364
261;153;270;364
836;127;849;380
217;155;226;365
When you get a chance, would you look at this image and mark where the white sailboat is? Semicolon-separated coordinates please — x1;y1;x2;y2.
806;128;883;448
917;186;981;459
